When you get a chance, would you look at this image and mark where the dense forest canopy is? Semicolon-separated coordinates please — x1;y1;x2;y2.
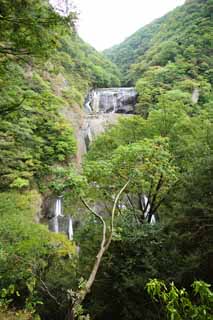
104;0;212;86
0;0;120;191
0;0;212;319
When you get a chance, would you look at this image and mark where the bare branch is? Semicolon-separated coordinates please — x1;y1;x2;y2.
39;278;62;307
70;180;130;317
105;180;130;251
81;197;106;250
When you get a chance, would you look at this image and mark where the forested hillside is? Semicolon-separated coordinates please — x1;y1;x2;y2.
85;0;212;318
104;0;212;89
0;0;212;319
0;1;121;319
0;0;120;190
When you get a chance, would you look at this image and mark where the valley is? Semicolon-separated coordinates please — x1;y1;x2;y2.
0;0;212;319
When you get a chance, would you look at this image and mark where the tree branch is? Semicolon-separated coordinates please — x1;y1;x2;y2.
148;174;164;222
70;181;130;317
105;180;130;251
0;97;25;116
39;278;62;307
80;197;106;251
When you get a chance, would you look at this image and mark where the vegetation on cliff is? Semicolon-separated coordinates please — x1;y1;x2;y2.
0;1;120;319
104;0;212;88
0;0;120;191
0;0;212;319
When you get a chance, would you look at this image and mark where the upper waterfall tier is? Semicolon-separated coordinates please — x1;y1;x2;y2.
85;87;137;114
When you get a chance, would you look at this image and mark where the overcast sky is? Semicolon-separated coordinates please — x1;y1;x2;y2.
72;0;185;51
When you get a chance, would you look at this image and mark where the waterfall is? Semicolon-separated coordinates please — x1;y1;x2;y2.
48;196;74;240
55;196;63;217
82;87;137;151
85;100;92;113
85;93;93;113
68;217;74;240
85;87;137;114
47;87;140;238
192;88;199;104
51;196;63;233
93;91;100;113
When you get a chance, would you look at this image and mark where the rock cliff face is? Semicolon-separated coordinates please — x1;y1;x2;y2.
45;87;136;238
62;88;137;166
83;113;124;151
86;88;137;114
81;88;137;156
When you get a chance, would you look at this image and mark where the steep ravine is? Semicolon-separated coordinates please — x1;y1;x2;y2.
63;87;137;165
46;87;138;238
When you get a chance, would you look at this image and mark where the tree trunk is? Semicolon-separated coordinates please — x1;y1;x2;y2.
67;181;130;319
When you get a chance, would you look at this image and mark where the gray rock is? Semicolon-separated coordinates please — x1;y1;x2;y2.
85;87;137;114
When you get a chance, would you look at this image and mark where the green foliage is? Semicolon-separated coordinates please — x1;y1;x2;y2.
147;279;213;320
56;34;120;101
84;115;179;222
104;15;165;85
106;0;212;83
83;223;181;320
0;0;120;191
47;165;87;198
0;3;121;316
0;0;75;58
0;309;32;320
1;0;212;319
105;0;212;115
0;84;77;189
0;191;77;318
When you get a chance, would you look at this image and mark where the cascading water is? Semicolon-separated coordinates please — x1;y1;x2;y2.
55;196;63;218
47;86;155;234
68;217;74;240
82;87;137;151
48;196;74;239
85;87;137;114
51;196;63;233
82;88;156;225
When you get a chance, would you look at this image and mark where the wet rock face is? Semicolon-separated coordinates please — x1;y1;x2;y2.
82;87;137;153
48;215;74;240
42;196;74;240
83;113;123;151
42;196;57;219
85;88;137;114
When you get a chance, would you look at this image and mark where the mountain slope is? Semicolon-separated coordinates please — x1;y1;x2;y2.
0;2;121;318
104;15;166;85
104;0;212;86
0;1;121;190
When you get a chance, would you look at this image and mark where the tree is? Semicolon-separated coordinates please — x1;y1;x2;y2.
67;181;130;320
0;0;76;58
0;191;77;319
85;137;178;223
147;279;213;320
